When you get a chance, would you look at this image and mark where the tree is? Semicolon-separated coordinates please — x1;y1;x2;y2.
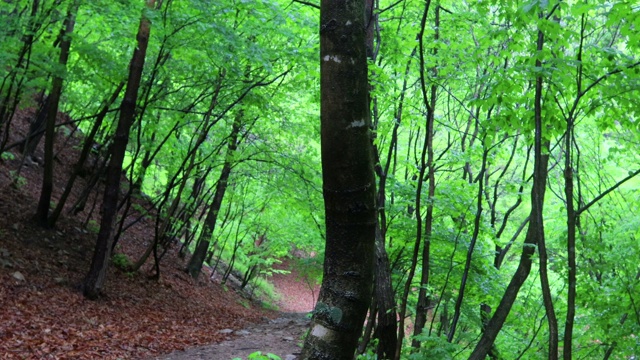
185;111;243;279
35;1;79;227
300;0;377;357
469;6;553;358
82;0;158;299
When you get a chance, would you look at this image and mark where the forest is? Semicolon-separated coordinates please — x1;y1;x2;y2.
0;0;639;359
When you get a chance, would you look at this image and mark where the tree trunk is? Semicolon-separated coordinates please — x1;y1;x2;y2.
0;0;40;150
562;12;586;359
468;16;550;360
82;0;157;299
185;111;243;279
448;146;487;342
480;304;500;359
362;1;397;356
533;20;558;359
21;95;48;157
36;3;78;226
299;0;376;357
48;82;124;227
373;225;397;359
412;2;438;347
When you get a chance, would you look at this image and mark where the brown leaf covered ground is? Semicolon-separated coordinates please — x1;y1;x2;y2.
0;109;318;359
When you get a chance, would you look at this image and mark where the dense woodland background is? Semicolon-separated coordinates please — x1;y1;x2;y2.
0;0;639;359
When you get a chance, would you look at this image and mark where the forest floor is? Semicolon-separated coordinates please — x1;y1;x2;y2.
0;109;318;359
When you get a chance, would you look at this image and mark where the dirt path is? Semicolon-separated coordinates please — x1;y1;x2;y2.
147;312;309;360
146;260;319;360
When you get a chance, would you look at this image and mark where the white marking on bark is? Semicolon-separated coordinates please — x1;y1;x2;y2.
347;119;366;129
323;55;342;63
311;324;330;338
345;20;352;26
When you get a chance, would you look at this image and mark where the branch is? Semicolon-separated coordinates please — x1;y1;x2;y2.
577;167;640;215
580;60;640;98
379;0;403;14
495;216;530;269
291;0;319;9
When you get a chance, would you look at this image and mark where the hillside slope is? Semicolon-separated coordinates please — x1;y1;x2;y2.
0;109;316;359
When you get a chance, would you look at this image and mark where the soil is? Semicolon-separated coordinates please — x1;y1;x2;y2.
0;108;319;359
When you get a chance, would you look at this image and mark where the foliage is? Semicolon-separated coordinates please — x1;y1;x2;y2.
408;332;460;360
111;253;131;270
0;0;638;357
1;151;15;161
232;351;282;360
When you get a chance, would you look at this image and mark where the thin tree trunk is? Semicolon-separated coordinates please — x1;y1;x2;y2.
48;82;124;227
395;128;426;358
82;0;158;299
468;15;551;360
0;0;40;150
534;17;558;357
185;111;243;279
563;13;586;360
448;145;487;342
362;0;398;355
373;225;397;359
412;3;438;348
36;3;78;226
480;304;500;359
394;22;433;360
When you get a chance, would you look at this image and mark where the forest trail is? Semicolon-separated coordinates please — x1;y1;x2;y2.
147;259;318;360
148;312;310;360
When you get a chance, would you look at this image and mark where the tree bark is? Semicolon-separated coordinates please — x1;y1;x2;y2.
373;224;397;359
300;0;376;357
82;0;157;299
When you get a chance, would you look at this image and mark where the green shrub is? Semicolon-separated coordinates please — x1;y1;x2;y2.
232;351;281;360
111;253;131;270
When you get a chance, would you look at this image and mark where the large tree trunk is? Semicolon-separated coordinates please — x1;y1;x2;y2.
82;0;157;300
299;0;376;357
